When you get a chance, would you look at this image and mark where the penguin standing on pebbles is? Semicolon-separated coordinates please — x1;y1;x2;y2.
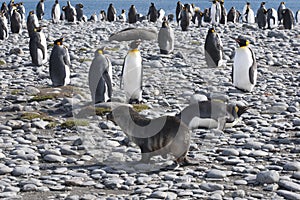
120;40;143;104
267;8;278;29
204;27;225;68
296;10;300;24
227;7;240;23
277;2;286;24
128;5;137;24
27;11;39;38
242;2;255;23
49;38;71;87
220;0;227;25
75;3;84;21
233;38;257;92
256;2;268;29
107;3;117;22
210;0;221;25
11;8;22;34
176;1;183;25
88;48;113;104
29;27;47;66
158;20;174;55
282;8;295;29
179;4;191;31
36;0;44;20
51;0;60;23
118;9;126;22
0;13;9;40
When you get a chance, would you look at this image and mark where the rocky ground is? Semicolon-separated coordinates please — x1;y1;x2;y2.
0;19;300;200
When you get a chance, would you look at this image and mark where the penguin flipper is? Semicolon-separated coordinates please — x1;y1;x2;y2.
103;70;112;99
248;48;257;85
120;59;125;89
63;47;71;66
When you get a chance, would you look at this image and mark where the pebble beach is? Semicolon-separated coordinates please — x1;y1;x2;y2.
0;12;300;200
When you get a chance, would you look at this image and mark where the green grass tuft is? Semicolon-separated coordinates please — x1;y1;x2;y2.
31;94;57;102
132;104;150;112
0;60;6;65
20;112;54;121
11;89;21;95
61;119;89;129
79;58;93;63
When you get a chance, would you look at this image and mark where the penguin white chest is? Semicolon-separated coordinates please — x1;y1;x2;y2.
123;51;142;100
233;47;256;92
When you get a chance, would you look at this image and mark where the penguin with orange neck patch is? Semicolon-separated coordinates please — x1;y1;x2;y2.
233;37;257;92
120;40;143;104
49;38;71;86
88;48;112;104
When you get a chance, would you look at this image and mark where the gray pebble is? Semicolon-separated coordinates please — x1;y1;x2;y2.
256;170;280;184
278;180;300;192
277;190;300;200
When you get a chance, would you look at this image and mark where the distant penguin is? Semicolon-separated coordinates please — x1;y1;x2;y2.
203;8;211;23
49;38;71;87
147;2;158;22
1;2;10;24
296;10;300;24
0;13;9;40
168;14;174;22
227;7;240;23
179;5;191;31
193;10;203;27
107;3;117;22
29;27;47;66
157;9;165;23
99;10;106;21
282;8;295;29
158;20;174;55
118;9;126;22
176;1;183;25
242;2;255;23
51;0;60;23
11;9;22;34
89;13;98;22
64;1;77;22
257;2;268;29
36;0;44;20
267;8;278;29
75;3;84;21
220;0;227;25
176;100;249;130
210;0;221;25
120;40;143;104
277;2;286;24
233;38;257;92
17;2;25;25
204;27;225;68
88;48;112;104
128;5;137;24
27;11;39;38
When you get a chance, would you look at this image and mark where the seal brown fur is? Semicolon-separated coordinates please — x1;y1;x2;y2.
107;106;192;165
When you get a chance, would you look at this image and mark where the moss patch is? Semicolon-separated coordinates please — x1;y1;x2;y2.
190;41;201;45
11;89;21;95
30;86;81;102
75;106;112;118
106;47;119;51
79;58;93;63
0;60;6;65
20;112;54;121
132;104;150;112
61;119;89;129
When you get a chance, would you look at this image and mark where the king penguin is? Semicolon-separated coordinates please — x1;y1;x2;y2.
296;10;300;24
176;100;249;130
147;2;158;23
51;0;60;23
277;2;286;24
27;11;39;38
36;0;44;20
118;9;126;22
89;48;112;104
282;8;295;29
49;38;71;87
128;5;137;24
17;2;25;25
11;8;22;34
204;27;225;68
220;0;227;25
176;1;183;25
158;20;174;55
64;1;77;22
0;13;9;40
267;8;278;29
242;2;255;23
179;4;191;31
227;7;240;23
1;2;10;24
233;38;257;92
75;3;84;21
120;40;143;104
29;27;47;66
107;3;117;22
256;2;268;29
210;0;221;25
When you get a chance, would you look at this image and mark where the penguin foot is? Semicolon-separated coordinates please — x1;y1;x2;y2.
178;157;198;166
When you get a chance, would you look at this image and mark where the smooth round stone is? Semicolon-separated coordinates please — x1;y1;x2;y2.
206;169;228;179
234;180;248;185
11;166;34;176
249;150;269;157
43;154;67;162
256;171;280;184
292;172;300;180
244;141;263;150
283;162;300;171
177;190;193;197
278;180;300;192
221;148;239;156
232;190;245;198
200;183;224;192
0;164;13;175
22;184;38;192
149;191;168;199
277;190;300;200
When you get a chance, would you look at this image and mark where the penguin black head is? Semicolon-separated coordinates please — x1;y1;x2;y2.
281;2;285;5
121;9;126;14
246;2;250;5
54;38;64;46
55;0;58;4
151;2;154;6
79;3;83;8
162;20;168;28
129;40;141;50
62;6;66;11
95;47;106;56
235;38;249;47
34;27;42;32
29;10;34;15
40;0;44;2
208;27;216;34
261;2;266;6
235;104;249;117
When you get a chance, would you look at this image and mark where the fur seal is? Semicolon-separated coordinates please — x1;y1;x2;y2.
107;106;192;165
